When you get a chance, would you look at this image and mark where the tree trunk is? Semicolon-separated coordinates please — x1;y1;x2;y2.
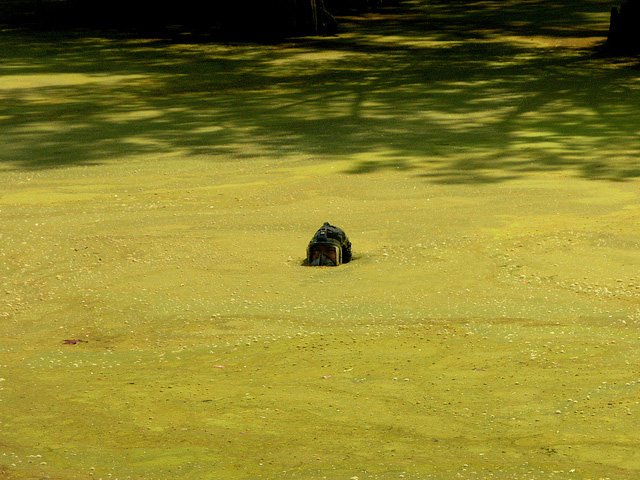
286;0;336;34
605;0;640;53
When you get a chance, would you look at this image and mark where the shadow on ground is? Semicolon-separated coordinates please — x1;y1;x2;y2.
1;0;639;183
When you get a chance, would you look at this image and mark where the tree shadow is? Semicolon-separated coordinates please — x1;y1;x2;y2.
2;0;639;183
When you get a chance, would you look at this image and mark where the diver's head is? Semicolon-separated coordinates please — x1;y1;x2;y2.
306;223;350;267
307;241;342;266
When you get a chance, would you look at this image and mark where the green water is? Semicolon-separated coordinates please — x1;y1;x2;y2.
2;1;640;478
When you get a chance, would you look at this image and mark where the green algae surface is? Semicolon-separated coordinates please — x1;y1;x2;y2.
2;1;640;479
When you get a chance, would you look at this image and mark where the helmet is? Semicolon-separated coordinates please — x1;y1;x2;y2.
306;222;352;266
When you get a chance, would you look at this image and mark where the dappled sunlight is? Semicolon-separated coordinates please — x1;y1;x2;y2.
343;32;465;49
405;106;518;130
99;109;167;122
0;72;148;89
0;0;635;183
486;33;605;49
119;135;173;148
266;48;361;66
11;120;87;134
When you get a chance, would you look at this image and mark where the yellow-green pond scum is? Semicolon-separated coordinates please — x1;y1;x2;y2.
2;1;640;478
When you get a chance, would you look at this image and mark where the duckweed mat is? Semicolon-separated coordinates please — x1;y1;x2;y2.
2;1;640;478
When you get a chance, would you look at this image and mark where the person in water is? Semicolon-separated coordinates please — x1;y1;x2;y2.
306;222;352;266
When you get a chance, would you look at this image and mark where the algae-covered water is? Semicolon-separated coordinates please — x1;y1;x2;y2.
2;1;640;478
